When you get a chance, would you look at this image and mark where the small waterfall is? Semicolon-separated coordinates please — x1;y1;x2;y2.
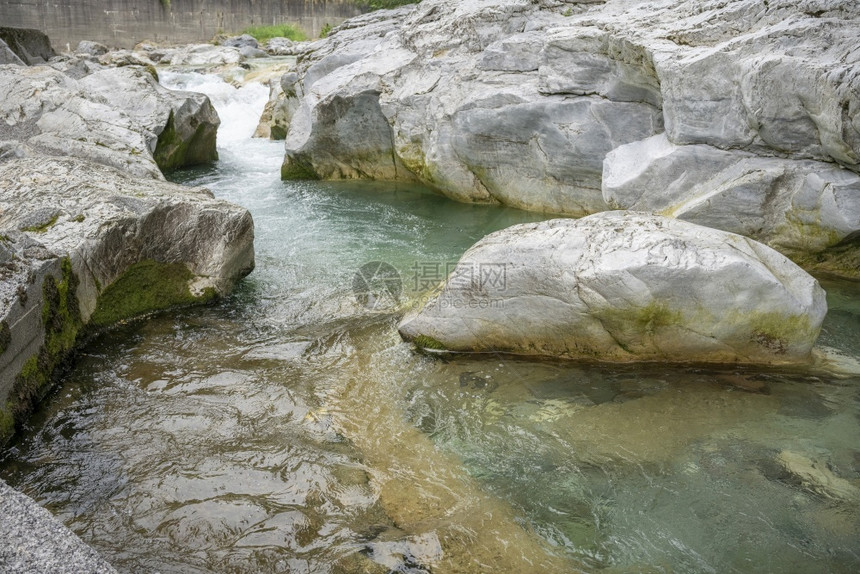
159;70;270;145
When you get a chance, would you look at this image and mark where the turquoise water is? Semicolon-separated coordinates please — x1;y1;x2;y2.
1;72;859;573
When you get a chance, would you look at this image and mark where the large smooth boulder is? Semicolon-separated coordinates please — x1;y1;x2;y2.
399;212;827;365
265;37;300;56
0;26;54;65
278;2;665;214
0;65;159;178
603;134;860;277
79;67;220;171
655;3;860;170
222;34;258;49
0;156;254;444
75;40;109;57
270;0;859;273
97;49;155;68
0;65;218;177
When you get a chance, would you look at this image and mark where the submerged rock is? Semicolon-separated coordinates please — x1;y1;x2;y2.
0;156;254;444
399;212;826;365
776;450;860;502
0;64;218;177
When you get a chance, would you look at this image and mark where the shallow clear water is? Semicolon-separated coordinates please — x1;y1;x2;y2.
2;71;859;574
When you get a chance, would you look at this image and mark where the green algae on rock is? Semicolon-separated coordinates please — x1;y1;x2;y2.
281;154;320;180
1;258;82;445
89;260;217;327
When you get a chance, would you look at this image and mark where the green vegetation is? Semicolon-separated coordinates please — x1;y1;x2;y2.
72;214;85;223
413;334;448;351
89;259;216;327
4;258;83;444
320;23;333;39
22;214;59;233
746;312;815;355
145;64;160;82
281;156;320;180
359;0;421;10
242;23;307;43
0;406;14;445
0;320;10;355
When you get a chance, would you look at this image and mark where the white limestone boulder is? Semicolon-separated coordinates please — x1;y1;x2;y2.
79;66;220;171
399;212;827;365
603;134;860;277
0;64;219;177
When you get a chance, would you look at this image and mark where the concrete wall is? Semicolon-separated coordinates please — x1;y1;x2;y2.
0;0;364;50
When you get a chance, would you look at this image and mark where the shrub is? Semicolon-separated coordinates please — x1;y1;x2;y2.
359;0;421;10
242;23;307;43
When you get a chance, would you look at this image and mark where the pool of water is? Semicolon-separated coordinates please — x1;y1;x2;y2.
2;71;859;574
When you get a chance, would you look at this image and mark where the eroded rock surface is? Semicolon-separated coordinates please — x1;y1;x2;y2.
603;134;860;277
0;64;218;176
399;212;827;365
0;156;254;442
0;479;118;573
268;0;860;271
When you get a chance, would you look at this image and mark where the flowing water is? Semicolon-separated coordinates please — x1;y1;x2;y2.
2;70;860;574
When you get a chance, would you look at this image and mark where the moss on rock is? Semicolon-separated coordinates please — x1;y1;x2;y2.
597;302;682;337
789;233;860;280
0;320;10;355
154;110;218;173
412;334;448;351
744;311;818;355
3;258;83;444
0;406;14;444
281;155;320;180
22;214;59;233
270;124;287;140
89;259;216;327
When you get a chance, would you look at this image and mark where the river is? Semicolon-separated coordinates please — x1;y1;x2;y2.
2;69;859;573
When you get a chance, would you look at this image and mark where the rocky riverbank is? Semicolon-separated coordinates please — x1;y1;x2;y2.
266;0;860;279
0;29;255;447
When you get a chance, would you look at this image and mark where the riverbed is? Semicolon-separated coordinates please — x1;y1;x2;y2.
2;70;859;573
